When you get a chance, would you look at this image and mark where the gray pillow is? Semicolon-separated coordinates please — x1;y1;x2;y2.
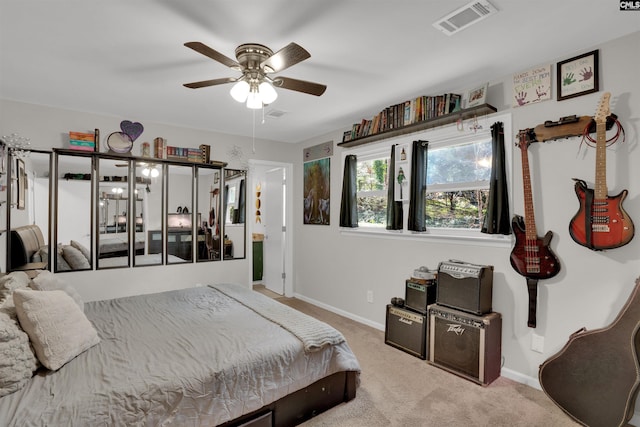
62;245;91;270
70;240;91;263
0;299;39;397
0;271;30;304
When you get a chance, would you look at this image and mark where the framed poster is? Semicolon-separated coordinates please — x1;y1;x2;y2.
303;157;330;225
512;64;551;107
17;158;26;209
557;50;599;101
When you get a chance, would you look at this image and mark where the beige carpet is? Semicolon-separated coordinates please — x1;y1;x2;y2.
254;286;578;427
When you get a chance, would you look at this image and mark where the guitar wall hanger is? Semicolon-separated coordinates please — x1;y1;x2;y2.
532;113;619;143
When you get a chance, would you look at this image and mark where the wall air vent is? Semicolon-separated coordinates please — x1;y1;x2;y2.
433;1;498;36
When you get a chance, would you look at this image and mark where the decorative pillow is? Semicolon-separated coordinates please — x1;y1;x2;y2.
62;245;91;270
0;271;30;304
70;240;91;263
30;270;84;312
13;289;100;371
0;299;39;397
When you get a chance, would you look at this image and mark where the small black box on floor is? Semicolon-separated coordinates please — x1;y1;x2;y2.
436;260;493;315
404;279;437;314
428;304;502;386
385;304;428;359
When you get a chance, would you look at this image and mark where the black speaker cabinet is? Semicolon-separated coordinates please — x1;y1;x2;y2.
385;304;427;359
405;279;437;314
428;304;502;385
437;260;493;315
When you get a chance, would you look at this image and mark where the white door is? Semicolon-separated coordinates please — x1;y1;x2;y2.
263;167;285;294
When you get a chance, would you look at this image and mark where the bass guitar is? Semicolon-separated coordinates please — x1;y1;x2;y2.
510;129;560;327
569;92;635;250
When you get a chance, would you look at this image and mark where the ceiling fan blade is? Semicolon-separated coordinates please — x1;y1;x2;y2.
184;42;241;70
183;77;237;89
261;43;310;73
273;76;327;96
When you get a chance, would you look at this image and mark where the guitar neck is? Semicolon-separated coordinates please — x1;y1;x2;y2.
594;118;608;199
520;142;537;240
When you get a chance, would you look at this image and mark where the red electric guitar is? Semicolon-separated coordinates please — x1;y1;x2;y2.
510;129;560;327
569;92;635;250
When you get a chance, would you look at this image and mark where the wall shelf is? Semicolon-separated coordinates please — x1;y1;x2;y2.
338;103;497;148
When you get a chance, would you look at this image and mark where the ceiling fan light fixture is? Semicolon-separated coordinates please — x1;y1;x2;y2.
258;81;278;104
246;87;263;109
230;80;250;102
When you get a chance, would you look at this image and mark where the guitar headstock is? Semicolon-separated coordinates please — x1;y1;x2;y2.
516;129;536;150
595;92;611;124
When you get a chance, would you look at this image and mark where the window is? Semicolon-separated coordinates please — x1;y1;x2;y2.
343;112;511;242
356;155;389;226
425;138;492;229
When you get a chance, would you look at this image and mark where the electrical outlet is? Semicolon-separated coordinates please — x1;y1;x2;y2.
366;290;374;303
531;333;544;353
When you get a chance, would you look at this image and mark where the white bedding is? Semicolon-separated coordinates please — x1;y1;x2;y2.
0;284;360;426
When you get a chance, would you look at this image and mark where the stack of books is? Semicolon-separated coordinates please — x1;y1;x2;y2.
343;93;462;142
69;131;96;151
166;145;203;163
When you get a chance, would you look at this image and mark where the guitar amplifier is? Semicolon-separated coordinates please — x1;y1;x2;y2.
437;260;493;315
385;304;428;359
405;278;437;314
428;304;502;385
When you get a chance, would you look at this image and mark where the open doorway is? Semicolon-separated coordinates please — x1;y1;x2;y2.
248;160;293;297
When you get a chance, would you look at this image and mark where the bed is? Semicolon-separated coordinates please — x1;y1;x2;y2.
0;282;360;426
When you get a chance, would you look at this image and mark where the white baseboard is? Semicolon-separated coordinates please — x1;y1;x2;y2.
293;293;385;331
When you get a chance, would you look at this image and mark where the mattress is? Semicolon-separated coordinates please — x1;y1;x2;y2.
0;284;360;426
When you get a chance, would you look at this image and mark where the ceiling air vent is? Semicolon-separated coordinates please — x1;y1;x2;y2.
433;1;498;36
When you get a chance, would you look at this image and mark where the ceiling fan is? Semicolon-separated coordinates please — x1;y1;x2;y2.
183;41;327;108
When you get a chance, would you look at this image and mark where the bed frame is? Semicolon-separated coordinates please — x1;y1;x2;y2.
219;371;358;427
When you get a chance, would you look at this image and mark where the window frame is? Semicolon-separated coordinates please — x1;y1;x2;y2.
355;150;390;228
341;112;513;247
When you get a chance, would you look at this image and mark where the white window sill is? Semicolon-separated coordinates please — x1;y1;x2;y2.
340;226;513;248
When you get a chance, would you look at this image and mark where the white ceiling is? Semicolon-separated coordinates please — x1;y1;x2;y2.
1;1;638;144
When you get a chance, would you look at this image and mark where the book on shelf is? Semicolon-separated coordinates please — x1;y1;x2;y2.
341;91;464;142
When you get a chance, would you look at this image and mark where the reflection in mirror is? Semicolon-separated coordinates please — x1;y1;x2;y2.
222;169;246;260
7;150;51;272
196;168;221;262
135;161;163;267
55;153;93;272
167;164;193;264
97;158;131;269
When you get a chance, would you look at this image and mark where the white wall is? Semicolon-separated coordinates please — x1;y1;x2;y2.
294;31;640;385
0;100;297;300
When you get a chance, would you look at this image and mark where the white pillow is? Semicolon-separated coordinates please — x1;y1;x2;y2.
0;300;39;397
13;289;100;371
30;270;84;312
0;271;30;304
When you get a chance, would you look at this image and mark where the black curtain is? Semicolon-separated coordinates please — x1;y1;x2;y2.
340;154;358;227
408;140;428;232
238;178;245;224
481;122;511;235
386;145;403;230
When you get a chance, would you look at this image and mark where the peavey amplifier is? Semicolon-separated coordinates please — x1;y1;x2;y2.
428;304;502;386
405;279;437;314
437;260;493;315
385;304;428;359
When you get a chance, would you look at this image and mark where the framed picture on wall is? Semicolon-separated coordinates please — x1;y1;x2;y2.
557;50;599;101
464;83;488;108
17;158;25;210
